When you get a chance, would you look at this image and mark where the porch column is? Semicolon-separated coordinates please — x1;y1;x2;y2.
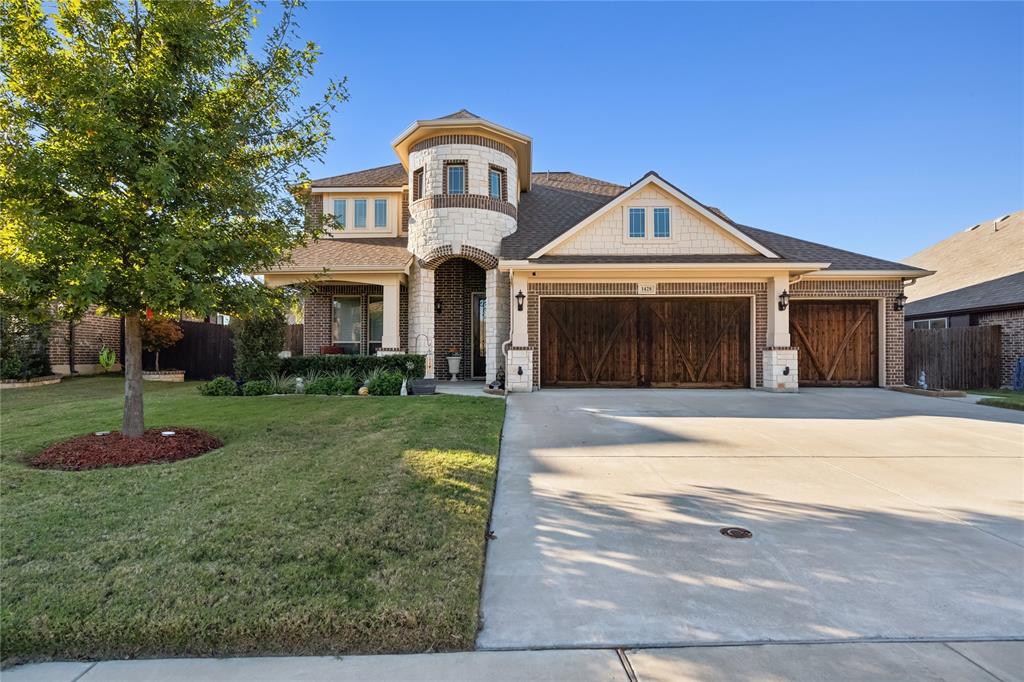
506;271;533;392
408;262;435;378
485;268;509;384
764;273;798;392
379;282;401;353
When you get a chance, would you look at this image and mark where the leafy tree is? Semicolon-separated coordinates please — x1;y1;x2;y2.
0;307;52;381
140;316;183;371
0;0;345;435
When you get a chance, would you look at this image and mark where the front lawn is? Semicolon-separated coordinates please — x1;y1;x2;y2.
0;376;505;664
969;388;1024;411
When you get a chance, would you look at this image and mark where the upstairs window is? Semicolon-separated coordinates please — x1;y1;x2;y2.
374;199;388;228
446;162;466;195
489;166;506;200
332;199;346;228
628;208;646;238
413;168;424;201
653;208;671;238
353;199;367;228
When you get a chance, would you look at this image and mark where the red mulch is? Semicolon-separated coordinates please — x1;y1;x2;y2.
29;427;222;471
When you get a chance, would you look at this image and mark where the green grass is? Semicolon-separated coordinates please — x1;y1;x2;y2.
0;376;505;664
969;388;1024;411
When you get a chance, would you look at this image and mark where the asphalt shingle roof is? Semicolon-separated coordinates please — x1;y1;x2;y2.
276;237;412;270
310;163;407;188
905;271;1024;317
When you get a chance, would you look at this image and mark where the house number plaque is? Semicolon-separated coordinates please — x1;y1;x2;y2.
637;283;657;295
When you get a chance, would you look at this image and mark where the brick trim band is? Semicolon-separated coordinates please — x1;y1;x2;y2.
412;134;517;160
418;244;498;271
413;194;517;219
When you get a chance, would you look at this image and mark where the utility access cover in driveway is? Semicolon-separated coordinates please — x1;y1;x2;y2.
477;389;1024;649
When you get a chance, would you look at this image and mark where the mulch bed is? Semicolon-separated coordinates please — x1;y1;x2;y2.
29;427;222;471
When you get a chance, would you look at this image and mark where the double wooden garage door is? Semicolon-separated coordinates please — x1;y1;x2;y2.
540;297;878;388
540;297;751;387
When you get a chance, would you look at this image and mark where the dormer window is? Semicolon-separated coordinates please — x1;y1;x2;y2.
489;166;507;200
628;208;646;238
653;208;671;238
374;199;387;227
445;161;467;196
413;167;424;201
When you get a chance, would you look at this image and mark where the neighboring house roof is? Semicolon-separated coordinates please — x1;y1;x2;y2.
310;163;407;188
431;108;482;121
902;211;1022;301
274;237;412;271
905;271;1024;318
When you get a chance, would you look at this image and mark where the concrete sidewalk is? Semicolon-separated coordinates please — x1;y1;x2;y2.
6;641;1022;681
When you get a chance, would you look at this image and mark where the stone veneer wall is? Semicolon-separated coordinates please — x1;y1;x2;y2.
525;281;769;389
790;279;904;386
433;259;486;380
974;307;1024;387
49;305;123;375
303;284;408;356
485;269;510;384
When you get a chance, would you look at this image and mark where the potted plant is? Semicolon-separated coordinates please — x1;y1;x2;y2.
141;317;185;382
406;359;436;395
445;347;461;381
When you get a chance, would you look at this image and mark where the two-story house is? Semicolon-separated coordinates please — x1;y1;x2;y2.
255;110;931;392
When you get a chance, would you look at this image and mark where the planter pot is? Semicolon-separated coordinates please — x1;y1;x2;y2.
408;378;437;395
446;356;461;381
143;370;185;383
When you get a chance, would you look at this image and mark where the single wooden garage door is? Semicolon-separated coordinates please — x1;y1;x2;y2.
540;297;750;388
789;300;878;387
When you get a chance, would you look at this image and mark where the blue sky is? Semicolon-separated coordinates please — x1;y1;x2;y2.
265;1;1022;262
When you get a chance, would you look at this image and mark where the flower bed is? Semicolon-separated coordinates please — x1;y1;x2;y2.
29;427;222;471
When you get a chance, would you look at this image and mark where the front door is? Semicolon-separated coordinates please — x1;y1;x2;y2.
471;293;486;379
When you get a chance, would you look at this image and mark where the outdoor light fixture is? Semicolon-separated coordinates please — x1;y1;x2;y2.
777;289;790;311
515;290;526;311
434;299;443;315
894;292;908;311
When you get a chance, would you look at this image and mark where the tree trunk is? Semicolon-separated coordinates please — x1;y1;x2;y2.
123;314;145;438
155;350;160;372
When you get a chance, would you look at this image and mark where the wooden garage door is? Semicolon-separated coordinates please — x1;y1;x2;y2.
540;297;750;388
790;300;878;387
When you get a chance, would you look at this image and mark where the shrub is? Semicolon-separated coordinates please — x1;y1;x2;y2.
304;377;336;395
330;370;359;396
231;311;285;381
242;379;272;396
366;370;404;396
266;372;296;395
279;353;425;380
199;376;238;396
140;317;183;371
0;310;52;381
98;347;117;372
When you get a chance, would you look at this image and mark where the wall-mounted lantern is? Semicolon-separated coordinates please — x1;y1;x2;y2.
894;292;908;311
434;299;443;315
777;289;790;311
515;290;526;312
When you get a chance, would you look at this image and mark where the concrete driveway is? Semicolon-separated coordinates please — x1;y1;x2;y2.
477;388;1024;649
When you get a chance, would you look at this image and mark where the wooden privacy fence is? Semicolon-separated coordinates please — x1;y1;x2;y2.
143;321;234;380
904;326;1002;389
285;324;304;356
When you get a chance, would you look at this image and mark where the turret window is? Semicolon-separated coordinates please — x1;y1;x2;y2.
413;168;424;201
489;166;507;200
444;161;467;195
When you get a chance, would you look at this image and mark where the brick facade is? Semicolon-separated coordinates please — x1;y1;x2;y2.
433;259;486;380
522;278;905;390
49;305;123;375
303;284;408;356
790;278;905;386
974;307;1024;387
